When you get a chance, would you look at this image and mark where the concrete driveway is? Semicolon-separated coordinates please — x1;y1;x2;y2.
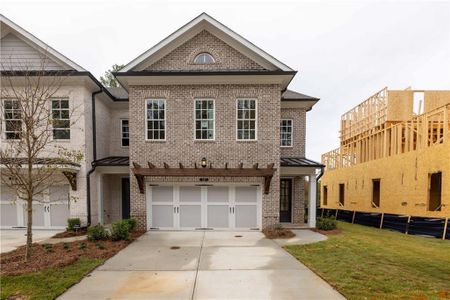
0;229;61;253
60;231;344;300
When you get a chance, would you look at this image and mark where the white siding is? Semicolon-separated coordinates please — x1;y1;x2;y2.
0;33;65;70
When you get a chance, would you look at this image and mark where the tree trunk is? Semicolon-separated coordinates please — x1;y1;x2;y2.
25;195;33;261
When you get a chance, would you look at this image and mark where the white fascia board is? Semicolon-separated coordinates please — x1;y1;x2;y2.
0;14;86;71
121;13;294;72
116;73;293;89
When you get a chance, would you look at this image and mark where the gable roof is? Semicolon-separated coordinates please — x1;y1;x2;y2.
0;14;86;71
121;13;294;72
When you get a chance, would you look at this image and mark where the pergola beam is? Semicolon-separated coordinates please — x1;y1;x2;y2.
131;161;276;195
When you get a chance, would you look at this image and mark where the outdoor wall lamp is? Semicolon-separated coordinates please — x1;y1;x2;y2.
201;157;207;168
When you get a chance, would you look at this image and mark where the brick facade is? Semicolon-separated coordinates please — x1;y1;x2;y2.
129;84;281;229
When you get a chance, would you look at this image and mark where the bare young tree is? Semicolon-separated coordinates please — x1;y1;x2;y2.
0;59;83;261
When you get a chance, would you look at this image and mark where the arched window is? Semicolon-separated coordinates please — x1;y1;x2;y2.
194;52;215;64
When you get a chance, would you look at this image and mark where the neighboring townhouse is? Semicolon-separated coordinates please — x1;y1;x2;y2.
321;87;450;218
0;13;323;231
0;14;124;229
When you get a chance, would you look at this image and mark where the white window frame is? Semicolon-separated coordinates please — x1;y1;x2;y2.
145;99;166;141
236;98;258;141
280;119;293;147
194;99;215;141
3;99;22;140
51;99;70;140
120;119;129;147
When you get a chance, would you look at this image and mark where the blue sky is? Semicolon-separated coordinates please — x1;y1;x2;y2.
2;0;449;160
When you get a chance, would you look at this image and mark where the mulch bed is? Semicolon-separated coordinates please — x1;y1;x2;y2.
263;228;295;239
312;228;342;235
52;228;87;238
0;231;144;276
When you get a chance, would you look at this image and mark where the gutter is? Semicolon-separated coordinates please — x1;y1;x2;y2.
86;89;102;226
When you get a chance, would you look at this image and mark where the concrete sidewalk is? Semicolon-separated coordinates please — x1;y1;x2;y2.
60;231;344;300
0;229;62;253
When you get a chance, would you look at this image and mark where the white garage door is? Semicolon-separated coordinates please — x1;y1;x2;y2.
0;184;69;229
147;184;261;230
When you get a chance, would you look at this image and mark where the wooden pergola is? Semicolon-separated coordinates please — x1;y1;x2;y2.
132;162;276;194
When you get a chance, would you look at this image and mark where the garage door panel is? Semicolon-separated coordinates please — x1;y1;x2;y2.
1;203;18;226
50;203;69;227
207;205;229;228
152;205;174;228
235;186;257;203
24;204;45;227
207;187;228;202
235;204;257;228
152;186;173;202
179;186;201;202
179;205;202;228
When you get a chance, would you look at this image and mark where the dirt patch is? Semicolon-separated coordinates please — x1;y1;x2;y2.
52;228;87;238
263;228;295;239
1;231;144;276
312;228;342;235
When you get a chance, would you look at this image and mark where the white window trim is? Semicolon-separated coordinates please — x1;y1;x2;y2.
51;98;71;141
2;99;22;140
194;98;215;141
120;118;129;148
194;52;215;64
145;99;167;141
280;119;293;148
236;98;258;141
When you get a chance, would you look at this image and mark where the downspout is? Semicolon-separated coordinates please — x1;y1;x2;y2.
86;89;103;226
316;166;325;181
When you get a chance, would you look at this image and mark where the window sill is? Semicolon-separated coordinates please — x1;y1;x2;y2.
145;140;166;143
236;140;258;143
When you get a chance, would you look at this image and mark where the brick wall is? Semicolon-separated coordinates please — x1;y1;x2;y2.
146;30;265;71
280;108;306;157
129;84;281;229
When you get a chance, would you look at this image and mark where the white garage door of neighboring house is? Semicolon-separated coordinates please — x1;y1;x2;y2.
0;185;70;229
147;184;261;230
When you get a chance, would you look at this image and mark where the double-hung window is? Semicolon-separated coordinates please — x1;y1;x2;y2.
51;99;70;140
280;119;293;147
236;99;257;140
121;119;129;147
4;100;21;139
146;99;166;140
195;99;214;140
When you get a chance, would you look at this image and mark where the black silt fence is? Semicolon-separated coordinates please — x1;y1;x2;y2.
408;217;446;238
354;212;382;228
381;214;409;233
336;209;353;223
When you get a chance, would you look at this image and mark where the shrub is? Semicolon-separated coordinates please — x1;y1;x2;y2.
67;218;81;231
62;242;70;250
87;224;109;241
111;220;130;241
95;242;105;250
124;218;137;232
42;244;53;252
79;242;87;250
317;217;337;231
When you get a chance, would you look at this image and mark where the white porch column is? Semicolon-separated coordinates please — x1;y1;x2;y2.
308;173;317;227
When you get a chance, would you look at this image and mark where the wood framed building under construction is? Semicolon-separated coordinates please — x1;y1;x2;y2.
321;87;450;218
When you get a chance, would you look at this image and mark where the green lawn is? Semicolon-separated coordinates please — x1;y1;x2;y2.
0;258;104;300
285;222;450;300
